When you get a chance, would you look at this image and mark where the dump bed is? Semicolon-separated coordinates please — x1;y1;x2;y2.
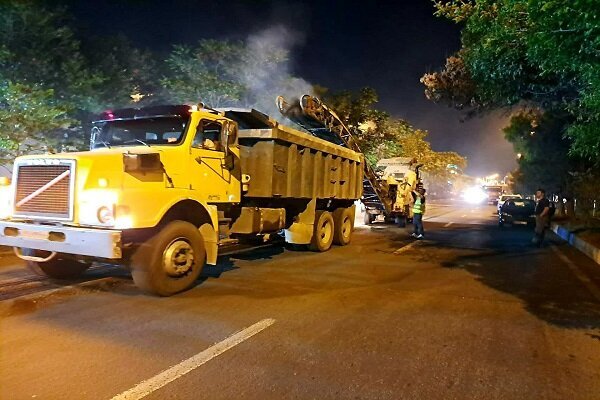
225;110;363;200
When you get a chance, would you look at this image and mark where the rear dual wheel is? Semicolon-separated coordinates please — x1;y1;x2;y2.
309;211;334;252
309;208;355;252
333;207;354;246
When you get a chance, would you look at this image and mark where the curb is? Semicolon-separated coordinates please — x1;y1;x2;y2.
551;222;600;265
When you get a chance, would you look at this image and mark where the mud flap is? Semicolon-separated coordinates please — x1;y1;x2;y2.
285;199;316;245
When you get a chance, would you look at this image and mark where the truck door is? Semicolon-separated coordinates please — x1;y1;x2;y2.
189;118;241;203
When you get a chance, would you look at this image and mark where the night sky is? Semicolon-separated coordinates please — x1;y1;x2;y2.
61;0;516;177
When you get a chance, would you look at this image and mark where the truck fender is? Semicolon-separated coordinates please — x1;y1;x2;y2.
199;222;218;265
200;203;219;265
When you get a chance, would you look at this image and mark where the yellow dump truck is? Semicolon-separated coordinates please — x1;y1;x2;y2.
0;105;363;295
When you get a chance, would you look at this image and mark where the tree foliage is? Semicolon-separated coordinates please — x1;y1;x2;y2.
84;34;160;109
321;87;467;186
0;82;74;164
0;1;103;109
159;33;309;114
502;109;572;195
425;0;600;156
424;0;600;195
161;40;247;107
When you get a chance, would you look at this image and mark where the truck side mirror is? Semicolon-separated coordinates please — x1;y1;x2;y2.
224;153;234;171
222;124;230;157
221;121;236;171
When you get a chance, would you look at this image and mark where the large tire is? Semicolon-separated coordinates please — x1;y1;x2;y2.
333;207;354;246
131;221;205;296
309;210;334;252
23;249;90;279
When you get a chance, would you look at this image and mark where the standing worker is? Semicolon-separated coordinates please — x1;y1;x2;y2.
411;187;426;239
533;188;550;247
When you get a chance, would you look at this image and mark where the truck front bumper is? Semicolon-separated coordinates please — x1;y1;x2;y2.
0;221;122;259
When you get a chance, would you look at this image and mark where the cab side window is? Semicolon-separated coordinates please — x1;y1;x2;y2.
192;120;222;151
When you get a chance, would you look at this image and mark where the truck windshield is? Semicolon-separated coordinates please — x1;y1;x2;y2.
91;117;188;149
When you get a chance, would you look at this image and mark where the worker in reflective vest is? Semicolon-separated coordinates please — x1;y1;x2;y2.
411;187;426;239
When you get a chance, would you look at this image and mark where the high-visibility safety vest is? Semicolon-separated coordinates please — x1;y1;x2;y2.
413;197;424;214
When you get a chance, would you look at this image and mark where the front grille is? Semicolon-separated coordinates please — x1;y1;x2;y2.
14;161;74;220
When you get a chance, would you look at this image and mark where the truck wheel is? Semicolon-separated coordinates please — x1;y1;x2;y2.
23;249;90;279
333;207;354;246
131;221;205;296
309;211;334;252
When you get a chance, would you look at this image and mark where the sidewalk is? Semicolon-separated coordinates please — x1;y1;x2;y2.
551;220;600;265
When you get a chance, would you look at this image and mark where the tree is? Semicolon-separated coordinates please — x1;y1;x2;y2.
320;88;402;165
321;87;467;188
423;0;600;205
161;40;246;107
160;32;311;114
0;1;105;157
0;1;164;158
502;109;572;195
0;1;103;110
0;82;75;164
421;52;480;115
83;34;161;108
424;0;600;162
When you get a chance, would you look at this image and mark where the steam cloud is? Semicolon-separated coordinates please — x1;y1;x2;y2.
240;25;314;119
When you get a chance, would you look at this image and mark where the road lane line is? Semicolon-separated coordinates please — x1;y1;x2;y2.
393;241;422;254
110;318;276;400
551;246;600;302
423;209;456;221
444;222;453;228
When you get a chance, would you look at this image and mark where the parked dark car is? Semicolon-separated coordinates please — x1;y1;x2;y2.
498;199;536;227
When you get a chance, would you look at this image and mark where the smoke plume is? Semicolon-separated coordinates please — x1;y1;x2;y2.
240;25;313;119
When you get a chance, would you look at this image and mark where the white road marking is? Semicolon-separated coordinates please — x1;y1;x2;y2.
551;246;600;302
393;241;422;254
444;222;453;228
110;318;276;400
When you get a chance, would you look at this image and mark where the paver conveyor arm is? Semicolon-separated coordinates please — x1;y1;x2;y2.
277;95;392;214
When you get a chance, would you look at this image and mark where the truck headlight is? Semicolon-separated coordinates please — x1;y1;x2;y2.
79;189;118;227
113;205;132;229
115;214;133;229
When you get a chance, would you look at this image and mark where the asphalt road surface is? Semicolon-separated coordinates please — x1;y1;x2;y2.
1;201;600;400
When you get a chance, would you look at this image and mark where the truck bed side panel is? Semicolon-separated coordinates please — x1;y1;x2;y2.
239;129;362;200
